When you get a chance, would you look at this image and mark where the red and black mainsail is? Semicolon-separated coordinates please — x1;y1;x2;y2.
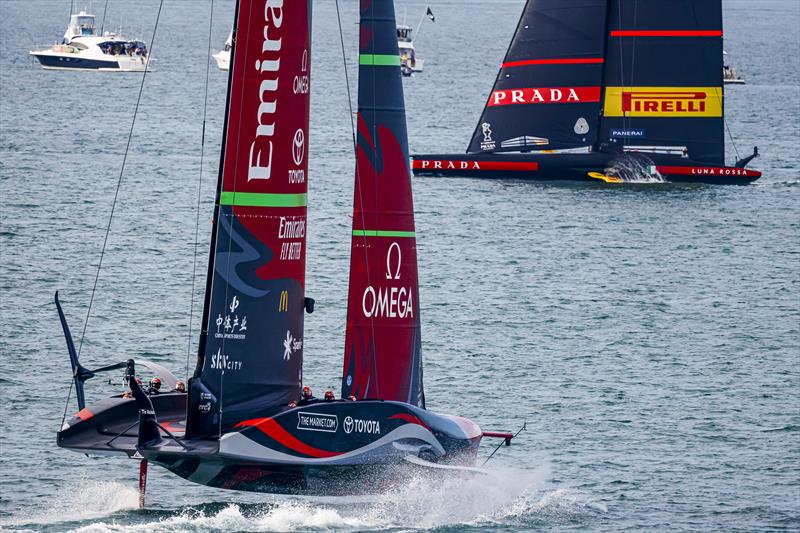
188;0;313;438
342;0;425;407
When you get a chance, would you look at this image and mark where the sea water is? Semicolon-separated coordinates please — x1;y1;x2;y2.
0;0;798;531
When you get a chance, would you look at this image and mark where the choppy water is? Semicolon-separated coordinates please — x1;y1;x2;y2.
1;0;798;531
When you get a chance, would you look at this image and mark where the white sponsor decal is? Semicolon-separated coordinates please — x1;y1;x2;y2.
343;415;381;435
297;412;338;433
480;122;495;151
574;117;590;135
420;160;482;170
492;87;583;106
215;295;247;340
278;215;304;261
248;0;284;181
362;242;413;319
283;330;303;361
293;49;309;95
210;347;242;371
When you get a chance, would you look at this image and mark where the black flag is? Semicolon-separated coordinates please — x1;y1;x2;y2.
426;6;435;22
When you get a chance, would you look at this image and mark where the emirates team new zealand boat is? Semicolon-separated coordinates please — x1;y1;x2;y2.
412;0;761;184
55;0;509;500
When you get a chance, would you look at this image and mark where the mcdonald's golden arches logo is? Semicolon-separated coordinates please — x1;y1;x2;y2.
278;290;289;312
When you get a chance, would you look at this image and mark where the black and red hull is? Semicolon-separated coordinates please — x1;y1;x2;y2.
412;152;761;184
57;395;482;494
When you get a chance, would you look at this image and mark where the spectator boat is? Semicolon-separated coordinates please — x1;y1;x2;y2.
30;10;150;72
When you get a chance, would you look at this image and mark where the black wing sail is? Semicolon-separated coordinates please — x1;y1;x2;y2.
598;0;724;164
466;0;608;154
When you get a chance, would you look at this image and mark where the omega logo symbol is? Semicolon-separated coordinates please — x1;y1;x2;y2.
292;129;305;166
386;242;402;280
301;49;308;72
344;416;354;434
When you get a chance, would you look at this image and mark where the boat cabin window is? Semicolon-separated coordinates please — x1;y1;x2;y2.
77;17;95;35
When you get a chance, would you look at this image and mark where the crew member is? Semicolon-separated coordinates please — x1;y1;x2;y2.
347;395;357;401
298;386;316;405
324;390;335;401
148;377;162;395
175;381;186;393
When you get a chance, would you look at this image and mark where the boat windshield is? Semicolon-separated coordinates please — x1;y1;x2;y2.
99;40;148;57
76;17;94;35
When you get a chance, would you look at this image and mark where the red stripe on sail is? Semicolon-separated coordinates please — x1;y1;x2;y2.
502;58;604;68
236;418;343;458
610;30;722;37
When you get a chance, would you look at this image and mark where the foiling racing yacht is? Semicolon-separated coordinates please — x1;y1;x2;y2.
30;10;150;72
56;0;512;501
412;0;761;184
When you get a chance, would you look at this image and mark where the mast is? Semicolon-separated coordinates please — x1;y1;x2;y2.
341;0;424;407
187;0;313;439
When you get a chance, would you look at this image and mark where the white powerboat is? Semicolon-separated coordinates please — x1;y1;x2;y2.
212;30;232;71
397;25;423;76
30;11;150;72
723;51;745;85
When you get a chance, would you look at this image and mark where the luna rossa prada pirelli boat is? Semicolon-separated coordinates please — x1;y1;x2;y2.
412;0;761;184
56;0;512;503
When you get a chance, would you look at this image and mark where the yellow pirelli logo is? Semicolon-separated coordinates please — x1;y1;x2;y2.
604;87;722;117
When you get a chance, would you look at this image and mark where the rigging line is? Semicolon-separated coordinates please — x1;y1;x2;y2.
628;0;638;142
335;0;379;398
75;0;165;360
616;4;625;149
218;0;253;422
724;113;740;161
60;379;75;430
186;0;216;381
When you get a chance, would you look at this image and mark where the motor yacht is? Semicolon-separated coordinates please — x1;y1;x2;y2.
212;30;232;71
397;25;423;76
30;11;150;72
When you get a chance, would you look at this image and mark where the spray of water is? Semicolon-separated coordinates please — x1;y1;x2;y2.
1;480;139;529
605;153;665;183
3;465;607;532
